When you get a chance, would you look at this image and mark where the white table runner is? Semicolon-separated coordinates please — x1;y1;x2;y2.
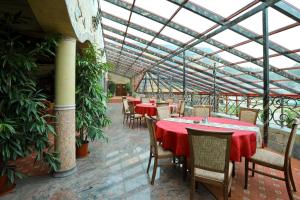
163;118;262;147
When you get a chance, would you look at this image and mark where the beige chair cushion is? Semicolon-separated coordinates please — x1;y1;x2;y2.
134;114;143;118
195;162;233;183
171;113;180;117
250;148;284;168
157;145;173;158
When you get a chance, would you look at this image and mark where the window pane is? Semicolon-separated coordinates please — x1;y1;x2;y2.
160;26;194;43
135;0;179;19
189;0;254;18
269;26;300;50
172;8;216;33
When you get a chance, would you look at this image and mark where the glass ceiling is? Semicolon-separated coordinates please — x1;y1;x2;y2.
100;0;300;96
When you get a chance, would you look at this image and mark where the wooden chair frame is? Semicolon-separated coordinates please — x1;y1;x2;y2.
239;107;260;125
244;118;300;200
145;116;174;185
187;128;233;200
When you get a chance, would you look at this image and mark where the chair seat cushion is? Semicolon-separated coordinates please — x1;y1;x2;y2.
134;114;143;118
250;148;284;168
194;162;233;182
171;113;180;117
157;145;173;158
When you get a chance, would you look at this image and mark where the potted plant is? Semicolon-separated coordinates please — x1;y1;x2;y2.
75;44;112;158
125;82;132;96
108;81;116;96
0;12;60;194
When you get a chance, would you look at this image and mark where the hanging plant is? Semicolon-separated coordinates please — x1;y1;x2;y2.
0;12;60;186
75;44;112;157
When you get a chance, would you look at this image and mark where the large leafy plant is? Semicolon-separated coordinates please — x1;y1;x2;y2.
76;44;111;147
0;12;60;183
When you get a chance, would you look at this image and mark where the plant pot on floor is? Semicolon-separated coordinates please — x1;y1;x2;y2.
0;175;16;196
76;142;89;158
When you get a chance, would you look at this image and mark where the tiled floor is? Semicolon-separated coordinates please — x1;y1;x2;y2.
2;103;300;200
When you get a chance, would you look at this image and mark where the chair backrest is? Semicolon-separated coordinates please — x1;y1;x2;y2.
284;118;300;167
178;100;185;115
187;128;233;180
157;106;171;120
123;99;129;113
128;101;135;114
156;102;169;107
193;105;212;117
166;98;174;104
141;97;150;103
239;107;260;125
145;115;158;154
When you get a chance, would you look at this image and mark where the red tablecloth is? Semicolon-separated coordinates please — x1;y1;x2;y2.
156;117;257;162
135;103;157;116
135;103;177;116
128;98;155;106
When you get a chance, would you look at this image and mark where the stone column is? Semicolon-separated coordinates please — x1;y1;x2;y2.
54;36;77;177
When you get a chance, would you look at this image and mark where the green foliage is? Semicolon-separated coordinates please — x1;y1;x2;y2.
76;44;112;147
108;81;116;95
0;12;60;183
125;83;132;95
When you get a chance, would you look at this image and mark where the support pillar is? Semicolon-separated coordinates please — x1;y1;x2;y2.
54;37;77;177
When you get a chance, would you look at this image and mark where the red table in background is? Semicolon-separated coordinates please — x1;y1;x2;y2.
128;98;156;106
156;117;257;162
135;103;177;116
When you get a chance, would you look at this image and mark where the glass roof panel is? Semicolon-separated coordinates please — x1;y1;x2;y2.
268;55;298;69
285;0;300;10
211;30;249;46
160;26;194;43
135;0;179;19
171;8;216;34
269;25;300;50
130;13;164;32
195;42;221;53
102;18;127;32
127;28;154;41
103;30;124;41
152;38;178;50
189;0;254;18
100;1;130;20
216;51;245;63
238;62;262;72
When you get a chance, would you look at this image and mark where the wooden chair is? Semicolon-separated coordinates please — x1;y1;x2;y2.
156;102;169;107
128;101;143;128
145;116;174;185
239;107;260;125
166;98;174;104
141;97;150;103
187;128;234;200
156;106;171;121
171;99;185;117
192;105;212;117
122;99;130;124
244;118;300;200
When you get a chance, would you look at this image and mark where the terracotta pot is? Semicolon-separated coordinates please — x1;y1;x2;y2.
0;175;15;196
76;142;89;158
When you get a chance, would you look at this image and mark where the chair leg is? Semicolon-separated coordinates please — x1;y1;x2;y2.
244;159;249;189
151;157;158;185
190;178;195;200
252;162;255;177
284;170;294;200
146;152;152;174
289;160;297;192
223;185;228;200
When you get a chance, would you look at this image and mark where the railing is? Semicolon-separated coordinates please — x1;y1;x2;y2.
138;92;300;129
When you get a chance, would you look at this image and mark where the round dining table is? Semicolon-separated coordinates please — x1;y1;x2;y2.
129;98;156;106
135;103;177;116
156;117;258;162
